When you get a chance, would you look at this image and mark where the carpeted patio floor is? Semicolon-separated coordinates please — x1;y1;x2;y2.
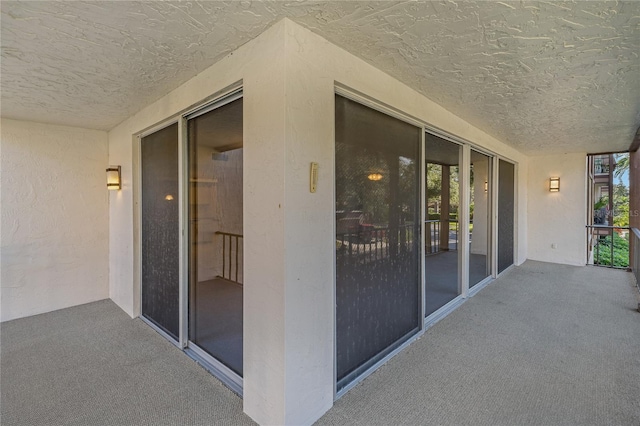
1;260;638;425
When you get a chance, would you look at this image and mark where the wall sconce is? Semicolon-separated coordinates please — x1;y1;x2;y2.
106;166;121;190
484;181;488;192
549;177;560;192
367;173;383;181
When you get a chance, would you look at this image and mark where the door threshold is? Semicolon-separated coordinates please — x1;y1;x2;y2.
185;344;243;397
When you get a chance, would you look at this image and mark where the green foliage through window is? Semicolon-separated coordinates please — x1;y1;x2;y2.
594;232;629;268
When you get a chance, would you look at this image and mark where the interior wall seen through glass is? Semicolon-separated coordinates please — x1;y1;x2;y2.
188;97;244;376
141;123;180;340
335;95;421;390
469;149;492;287
425;134;461;316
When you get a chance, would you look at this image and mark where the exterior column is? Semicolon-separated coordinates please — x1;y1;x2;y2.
243;21;289;426
244;19;335;426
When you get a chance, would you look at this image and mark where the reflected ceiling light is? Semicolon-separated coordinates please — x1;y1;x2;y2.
106;166;121;190
367;173;383;181
549;177;560;192
165;194;174;201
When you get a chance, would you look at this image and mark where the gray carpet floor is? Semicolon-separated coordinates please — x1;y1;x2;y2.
318;261;640;426
1;261;638;426
0;300;255;426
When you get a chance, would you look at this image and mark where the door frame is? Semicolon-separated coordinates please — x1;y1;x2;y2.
333;86;426;399
135;118;181;346
183;87;244;395
133;82;245;396
332;83;519;399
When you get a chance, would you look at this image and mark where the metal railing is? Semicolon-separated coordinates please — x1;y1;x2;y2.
336;224;417;265
632;228;640;288
586;225;630;269
425;219;459;255
215;231;243;284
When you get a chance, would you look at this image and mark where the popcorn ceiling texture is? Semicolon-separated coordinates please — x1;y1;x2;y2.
1;1;638;154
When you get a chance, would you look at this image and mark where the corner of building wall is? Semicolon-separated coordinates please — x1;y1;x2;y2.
527;152;587;266
280;19;337;426
241;18;291;426
107;127;136;319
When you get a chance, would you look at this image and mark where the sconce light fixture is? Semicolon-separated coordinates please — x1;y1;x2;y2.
484;181;488;192
106;166;121;190
367;173;383;181
549;177;560;192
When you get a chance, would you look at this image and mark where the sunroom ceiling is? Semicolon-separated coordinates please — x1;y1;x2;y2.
1;1;638;155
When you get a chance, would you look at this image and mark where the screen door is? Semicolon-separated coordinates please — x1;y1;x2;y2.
335;95;421;391
141;123;180;340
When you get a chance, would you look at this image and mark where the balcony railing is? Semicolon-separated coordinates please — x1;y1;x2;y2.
215;231;243;284
336;224;416;265
632;228;640;289
586;225;630;269
425;219;459;255
335;220;459;265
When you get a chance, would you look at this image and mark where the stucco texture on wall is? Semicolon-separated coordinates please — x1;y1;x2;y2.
107;18;532;425
527;153;587;266
1;119;109;321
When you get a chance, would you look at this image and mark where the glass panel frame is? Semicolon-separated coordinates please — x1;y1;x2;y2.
498;159;515;273
424;133;463;317
140;122;180;340
468;149;493;288
187;96;244;378
135;86;245;396
334;93;423;392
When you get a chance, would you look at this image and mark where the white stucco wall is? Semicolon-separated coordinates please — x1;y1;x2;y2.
280;19;530;422
527;153;587;266
108;18;531;426
108;21;290;426
1;119;109;322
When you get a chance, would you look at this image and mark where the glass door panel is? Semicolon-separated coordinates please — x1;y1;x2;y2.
498;160;515;273
141;123;180;340
188;97;243;376
424;134;461;316
335;95;421;391
469;150;492;287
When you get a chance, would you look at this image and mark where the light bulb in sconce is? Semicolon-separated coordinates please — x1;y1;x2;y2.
106;166;121;190
165;194;174;201
367;173;383;181
549;177;560;192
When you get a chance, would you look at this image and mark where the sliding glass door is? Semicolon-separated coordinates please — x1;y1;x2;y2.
140;123;180;340
188;96;244;377
335;95;421;391
469;150;492;287
424;134;462;316
498;159;515;273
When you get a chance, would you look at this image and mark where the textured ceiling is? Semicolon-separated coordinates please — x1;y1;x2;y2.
1;1;639;155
